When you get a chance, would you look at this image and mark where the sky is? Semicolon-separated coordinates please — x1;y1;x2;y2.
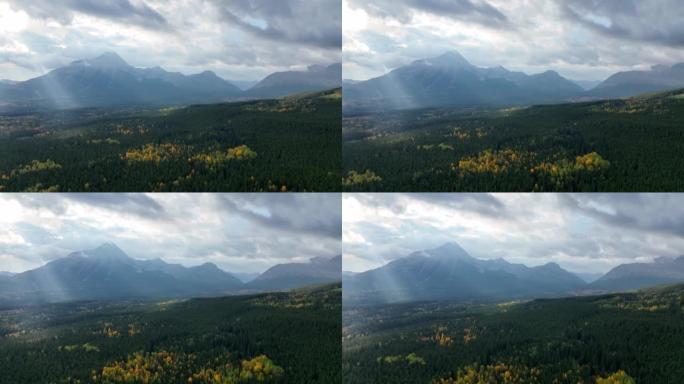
343;193;684;275
0;193;341;274
343;0;684;81
0;0;341;82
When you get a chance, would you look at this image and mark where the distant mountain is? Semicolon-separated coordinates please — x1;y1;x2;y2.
0;52;340;111
229;80;259;91
590;256;684;291
247;255;342;291
343;243;586;304
246;63;341;99
0;52;241;110
588;64;684;98
0;272;15;277
0;243;243;304
231;272;261;283
573;79;602;91
343;51;583;112
574;272;604;283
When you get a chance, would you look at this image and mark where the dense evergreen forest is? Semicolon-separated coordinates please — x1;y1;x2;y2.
343;283;684;383
0;89;341;192
0;283;341;383
343;89;684;192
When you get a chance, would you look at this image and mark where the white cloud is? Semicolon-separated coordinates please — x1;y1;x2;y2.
0;194;341;274
343;193;684;274
0;0;341;81
343;0;684;81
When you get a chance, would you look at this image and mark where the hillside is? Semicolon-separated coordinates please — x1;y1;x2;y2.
0;283;341;383
343;88;684;192
343;283;684;383
0;88;341;192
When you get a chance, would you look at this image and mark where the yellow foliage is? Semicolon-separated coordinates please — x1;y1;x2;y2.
342;170;382;186
596;370;636;384
239;355;284;382
10;159;62;176
434;363;543;384
189;145;258;167
123;143;186;164
454;149;528;174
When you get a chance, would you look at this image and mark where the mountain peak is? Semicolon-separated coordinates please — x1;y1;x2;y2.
412;50;472;69
75;52;130;70
197;70;219;78
86;242;129;260
539;262;562;270
426;242;473;261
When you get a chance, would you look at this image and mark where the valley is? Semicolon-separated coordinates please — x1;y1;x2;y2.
343;283;684;383
0;89;341;192
343;89;684;192
0;283;341;384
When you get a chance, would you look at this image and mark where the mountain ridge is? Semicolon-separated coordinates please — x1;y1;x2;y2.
0;243;342;305
343;242;586;304
344;242;684;304
0;52;341;111
343;50;684;112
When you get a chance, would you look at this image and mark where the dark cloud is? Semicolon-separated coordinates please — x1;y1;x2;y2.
0;0;340;81
0;194;341;274
218;193;341;239
344;194;684;274
559;194;684;238
347;0;508;28
65;194;168;218
8;0;169;30
213;0;341;49
9;193;167;219
352;193;505;217
560;0;684;48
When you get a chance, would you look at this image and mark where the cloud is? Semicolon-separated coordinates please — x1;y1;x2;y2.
559;194;684;237
0;194;341;274
559;0;684;48
347;0;508;27
343;194;684;274
214;0;341;49
9;0;169;30
343;0;684;81
0;0;341;81
217;193;341;239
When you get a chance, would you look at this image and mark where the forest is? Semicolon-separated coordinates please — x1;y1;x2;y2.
342;88;684;192
343;283;684;383
0;89;341;192
0;283;341;383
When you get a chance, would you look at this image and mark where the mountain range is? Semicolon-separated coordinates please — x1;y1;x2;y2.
0;52;341;111
0;243;341;305
590;256;684;291
343;51;684;112
343;242;684;304
246;255;341;291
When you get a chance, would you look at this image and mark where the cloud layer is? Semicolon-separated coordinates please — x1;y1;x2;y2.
343;0;684;81
343;194;684;274
0;193;341;274
0;0;341;81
